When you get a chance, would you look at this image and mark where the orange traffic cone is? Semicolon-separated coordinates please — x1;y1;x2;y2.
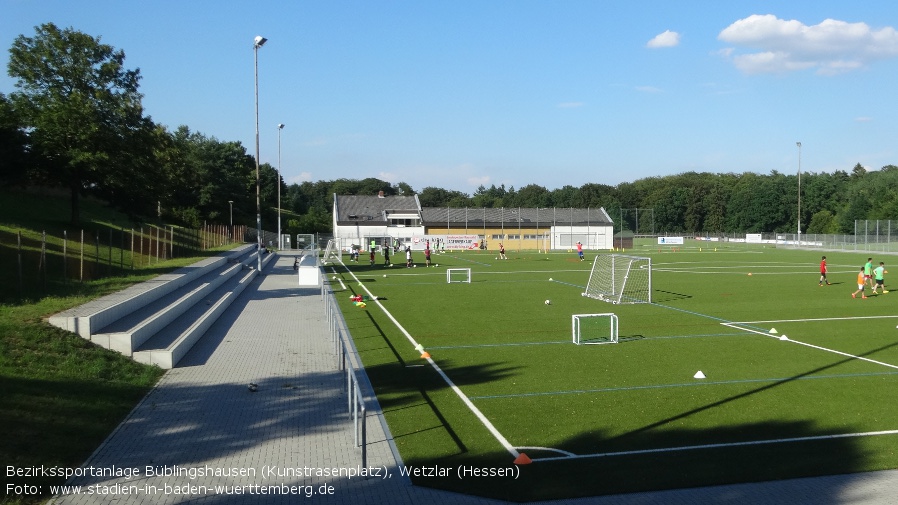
513;453;532;465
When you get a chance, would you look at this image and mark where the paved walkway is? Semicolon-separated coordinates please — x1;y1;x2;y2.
50;254;898;504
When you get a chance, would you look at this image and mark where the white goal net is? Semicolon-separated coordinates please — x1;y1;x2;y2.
572;313;618;345
584;254;651;304
321;239;342;265
446;268;471;284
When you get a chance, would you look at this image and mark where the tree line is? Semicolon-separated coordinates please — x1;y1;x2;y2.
2;23;895;237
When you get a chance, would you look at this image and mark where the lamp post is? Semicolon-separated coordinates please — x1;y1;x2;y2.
253;35;267;272
277;123;285;250
796;141;802;243
228;200;234;242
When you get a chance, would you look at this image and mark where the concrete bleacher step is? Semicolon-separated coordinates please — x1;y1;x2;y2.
48;244;255;338
132;252;275;368
91;258;252;355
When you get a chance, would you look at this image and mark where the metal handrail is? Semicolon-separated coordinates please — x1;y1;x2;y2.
322;273;369;471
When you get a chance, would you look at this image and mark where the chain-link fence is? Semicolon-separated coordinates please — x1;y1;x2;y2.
774;221;898;254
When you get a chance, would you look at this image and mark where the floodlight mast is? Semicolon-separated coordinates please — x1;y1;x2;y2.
253;35;267;272
277;123;285;250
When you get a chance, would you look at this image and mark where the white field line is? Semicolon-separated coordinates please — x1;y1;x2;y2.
530;429;898;462
731;315;898;324
721;322;898;371
341;267;521;459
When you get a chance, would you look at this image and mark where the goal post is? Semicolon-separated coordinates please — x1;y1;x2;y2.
446;268;472;284
572;313;619;345
584;254;651;304
322;239;342;265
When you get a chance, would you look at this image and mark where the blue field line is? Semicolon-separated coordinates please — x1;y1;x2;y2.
550;278;586;289
637;332;753;341
653;302;771;333
468;370;898;401
426;333;750;351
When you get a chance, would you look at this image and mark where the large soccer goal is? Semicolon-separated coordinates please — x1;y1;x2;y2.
572;313;619;345
584;254;651;304
321;239;342;265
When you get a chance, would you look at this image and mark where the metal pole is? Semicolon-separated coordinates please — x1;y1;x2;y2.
228;200;233;242
278;123;285;249
254;35;267;272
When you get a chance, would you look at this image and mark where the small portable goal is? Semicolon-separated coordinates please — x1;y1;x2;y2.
572;313;619;345
446;268;471;283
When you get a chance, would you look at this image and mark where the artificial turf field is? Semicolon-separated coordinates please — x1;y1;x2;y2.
330;243;898;501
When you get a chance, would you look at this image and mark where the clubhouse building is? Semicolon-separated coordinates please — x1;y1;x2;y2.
332;193;615;252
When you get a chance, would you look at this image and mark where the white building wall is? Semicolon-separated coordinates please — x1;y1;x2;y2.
551;225;614;250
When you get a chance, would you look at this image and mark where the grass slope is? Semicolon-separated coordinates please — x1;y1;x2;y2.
0;188;222;505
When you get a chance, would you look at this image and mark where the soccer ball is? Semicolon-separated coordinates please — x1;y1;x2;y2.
413;264;417;268
544;300;551;305
383;274;387;278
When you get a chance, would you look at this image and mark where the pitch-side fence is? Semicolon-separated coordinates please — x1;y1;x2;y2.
322;271;370;472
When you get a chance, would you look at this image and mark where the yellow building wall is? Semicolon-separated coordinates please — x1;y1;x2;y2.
423;226;551;251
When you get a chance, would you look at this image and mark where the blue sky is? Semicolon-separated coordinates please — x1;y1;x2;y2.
3;1;898;194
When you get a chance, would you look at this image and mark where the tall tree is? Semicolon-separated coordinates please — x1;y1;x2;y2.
7;23;148;225
0;92;30;184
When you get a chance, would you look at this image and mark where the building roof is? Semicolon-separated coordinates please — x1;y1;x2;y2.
333;195;614;227
420;206;613;226
333;194;421;225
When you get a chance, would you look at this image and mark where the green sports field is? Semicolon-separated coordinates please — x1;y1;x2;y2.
331;243;898;501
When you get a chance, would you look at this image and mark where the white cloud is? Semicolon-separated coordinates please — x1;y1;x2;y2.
288;172;313;184
635;85;663;93
302;137;329;147
855;116;873;122
718;14;898;74
647;30;680;48
557;102;585;108
377;171;398;183
467;175;491;187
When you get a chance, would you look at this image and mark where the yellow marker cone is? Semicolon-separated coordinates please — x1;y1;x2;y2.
420;352;431;359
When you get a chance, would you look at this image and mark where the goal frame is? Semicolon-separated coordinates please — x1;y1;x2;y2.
446;268;472;284
572;313;619;345
321;239;342;265
583;254;651;304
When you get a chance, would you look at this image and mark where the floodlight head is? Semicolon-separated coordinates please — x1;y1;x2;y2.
254;36;267;48
796;141;801;148
278;123;285;129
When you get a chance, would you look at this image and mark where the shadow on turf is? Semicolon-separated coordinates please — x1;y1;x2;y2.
653;289;691;302
395;418;870;503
